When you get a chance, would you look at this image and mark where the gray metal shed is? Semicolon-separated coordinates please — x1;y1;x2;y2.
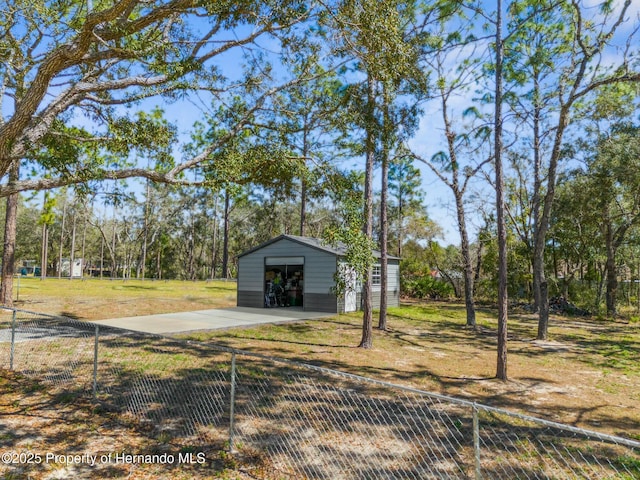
236;235;400;313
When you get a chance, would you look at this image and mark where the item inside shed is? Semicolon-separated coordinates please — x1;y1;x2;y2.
265;264;303;308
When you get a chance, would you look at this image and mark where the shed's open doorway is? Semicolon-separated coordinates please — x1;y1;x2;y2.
264;257;304;308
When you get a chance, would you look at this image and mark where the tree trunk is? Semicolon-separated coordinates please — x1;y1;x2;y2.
378;86;390;331
494;0;508;381
210;192;219;280
531;73;543;314
300;131;309;237
111;216;117;279
397;198;403;258
605;224;618;316
438;269;461;298
40;223;48;279
532;67;573;339
69;215;77;279
40;191;51;280
439;60;476;328
141;179;150;280
81;215;87;278
0;162;20;306
359;75;376;349
222;190;231;279
636;263;639;315
157;247;162;280
58;198;67;279
595;261;605;309
534;249;549;340
396;179;405;258
539;280;549;334
100;234;104;279
473;230;485;292
455;192;476;328
188;212;196;280
534;97;574;338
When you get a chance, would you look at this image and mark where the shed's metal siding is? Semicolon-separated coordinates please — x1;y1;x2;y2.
378;260;399;307
356;259;401;311
237;237;339;311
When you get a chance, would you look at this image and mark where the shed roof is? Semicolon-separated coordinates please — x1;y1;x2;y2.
237;234;400;260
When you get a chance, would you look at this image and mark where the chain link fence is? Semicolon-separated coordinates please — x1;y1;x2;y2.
1;306;639;479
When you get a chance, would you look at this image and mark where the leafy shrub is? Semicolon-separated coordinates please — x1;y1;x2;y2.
403;276;454;300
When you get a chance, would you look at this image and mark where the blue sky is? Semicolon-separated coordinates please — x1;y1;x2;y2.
8;0;640;248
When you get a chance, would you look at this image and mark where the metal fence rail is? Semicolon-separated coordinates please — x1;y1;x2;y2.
1;307;639;479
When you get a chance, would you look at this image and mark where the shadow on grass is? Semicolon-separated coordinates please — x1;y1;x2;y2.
0;369;252;479
115;285;163;291
203;286;236;292
100;347;640;479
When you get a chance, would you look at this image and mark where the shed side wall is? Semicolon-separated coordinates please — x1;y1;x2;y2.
357;260;401;311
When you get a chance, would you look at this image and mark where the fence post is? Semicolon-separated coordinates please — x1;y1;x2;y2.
473;403;481;480
9;310;16;370
93;325;99;399
229;352;237;453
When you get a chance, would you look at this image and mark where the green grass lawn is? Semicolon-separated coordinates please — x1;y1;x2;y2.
11;277;237;320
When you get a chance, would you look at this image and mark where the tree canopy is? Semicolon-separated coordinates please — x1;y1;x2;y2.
0;0;318;194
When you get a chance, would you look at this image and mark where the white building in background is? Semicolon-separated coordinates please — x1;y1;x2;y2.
60;258;84;278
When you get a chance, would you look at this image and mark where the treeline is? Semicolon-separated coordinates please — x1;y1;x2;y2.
5;160;437;282
405;122;640;316
8;117;640;320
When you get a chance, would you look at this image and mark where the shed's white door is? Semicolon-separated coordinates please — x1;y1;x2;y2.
344;267;357;312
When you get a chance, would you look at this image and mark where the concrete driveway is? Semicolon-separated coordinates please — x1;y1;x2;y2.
92;307;332;334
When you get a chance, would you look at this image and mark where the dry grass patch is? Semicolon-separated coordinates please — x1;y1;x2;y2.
180;302;640;440
0;370;264;480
